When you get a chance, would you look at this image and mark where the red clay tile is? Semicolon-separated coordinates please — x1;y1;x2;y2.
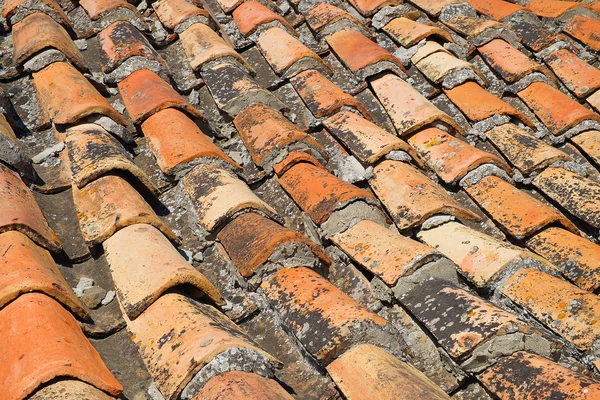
347;0;400;16
480;351;600;400
233;2;296;36
466;176;578;239
445;82;534;127
142;108;238;175
127;293;278;400
152;0;209;31
327;344;449;399
215;0;243;13
104;224;223;319
291;69;371;119
278;161;377;225
272;151;322;177
29;380;116;400
118;69;204;124
73;174;178;246
2;0;68;25
564;15;600;52
444;15;504;39
79;0;140;20
370;73;463;136
383;17;453;47
500;268;600;350
467;0;524;20
370;161;480;231
305;3;367;34
98;21;169;74
0;293;123;400
572;130;600;167
0;163;61;253
525;0;584;18
544;49;600;98
194;372;293;400
182;163;278;232
12;12;85;70
217;212;329;277
478;39;548;83
408;127;509;184
410;0;463;16
33;62;126;126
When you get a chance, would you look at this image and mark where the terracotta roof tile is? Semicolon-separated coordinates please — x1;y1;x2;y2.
499;268;600;350
411;41;453;65
504;11;560;53
370;73;463;136
305;3;367;34
410;0;463;16
544;49;600;99
467;0;524;20
79;0;140;20
0;114;18;144
326;344;449;399
444;15;503;39
194;371;294;400
571;130;600;166
272;151;322;177
73;174;178;246
564;15;600;52
215;0;243;13
416;51;487;87
478;39;548;83
370;161;480;230
2;0;69;25
126;293;279;400
182;163;278;232
0;293;123;400
525;0;584;18
0;163;61;253
29;380;115;400
408;127;509;184
32;62;126;126
588;89;600;113
118;69;204;124
233;2;296;36
347;0;400;17
290;69;371;119
383;17;453;48
152;0;209;31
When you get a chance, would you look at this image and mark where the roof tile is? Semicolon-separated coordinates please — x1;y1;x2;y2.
410;0;463;16
544;49;600;98
572;130;600;167
215;0;243;13
233;2;296;36
383;17;453;48
467;0;524;20
504;10;559;52
347;0;400;17
444;15;503;39
194;371;294;400
411;41;453;65
305;3;367;34
152;0;208;31
2;0;69;25
79;0;140;20
525;0;584;18
29;380;115;400
478;39;548;83
564;15;600;52
272;151;322;177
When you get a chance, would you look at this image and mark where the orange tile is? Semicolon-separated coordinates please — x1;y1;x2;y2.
152;0;208;30
588;89;600;113
564;16;600;52
232;1;296;36
444;15;503;38
347;0;400;16
278;161;376;225
445;82;533;127
0;163;61;253
466;176;578;239
272;151;322;176
370;161;480;231
118;69;204;124
467;0;524;20
0;293;123;400
73;174;178;246
33;62;126;126
326;344;449;400
305;3;367;34
331;219;441;286
480;352;600;400
411;41;454;64
416;51;487;86
525;0;584;18
182;163;278;232
478;39;547;83
544;49;600;98
291;70;371;119
217;212;329;277
408;127;509;184
215;0;243;13
500;268;600;350
29;380;115;400
572;130;600;166
262;267;388;363
2;0;69;25
79;0;139;20
0;114;18;144
127;293;278;400
383;17;453;47
527;227;600;292
194;372;294;400
410;0;463;16
370;73;463;136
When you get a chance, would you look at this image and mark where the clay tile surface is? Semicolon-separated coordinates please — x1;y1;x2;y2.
326;29;405;75
98;21;168;74
478;39;547;83
12;12;85;70
465;176;578;239
179;22;252;72
32;62;126;126
262;267;388;363
142;108;237;175
291;69;371;119
370;73;463;136
182;163;278;232
347;0;400;17
127;293;278;400
525;0;584;18
416;52;487;86
152;0;208;31
411;41;453;65
1;0;68;23
73;174;178;246
0;231;88;318
499;268;600;350
572;130;600;166
305;3;366;34
0;163;61;253
526;227;600;291
272;151;322;176
479;351;600;400
217;212;329;277
326;344;450;400
104;224;223;319
544;49;600;98
323;110;415;165
410;0;463;16
383;17;453;47
194;371;294;400
408;127;509;184
444;15;502;38
233;2;296;36
66;124;157;193
533;167;600;229
118;69;204;124
485;123;571;174
331;219;442;286
564;15;600;52
445;82;533;127
215;0;243;13
29;380;115;400
79;0;139;20
0;293;123;400
277;161;376;225
467;0;524;20
370;161;480;231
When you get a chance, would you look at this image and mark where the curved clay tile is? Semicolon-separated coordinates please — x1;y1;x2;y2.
273;150;323;176
415;51;487;86
411;41;453;64
526;0;587;19
347;0;400;17
478;39;550;83
383;17;453;47
410;0;464;16
2;0;69;26
232;1;296;36
544;49;600;99
152;0;209;31
194;371;294;400
79;0;140;20
305;3;367;34
29;380;116;400
467;0;524;21
215;0;243;13
572;130;600;167
564;15;600;52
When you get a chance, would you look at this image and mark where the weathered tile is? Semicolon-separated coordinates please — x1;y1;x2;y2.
305;3;367;35
544;49;600;98
478;39;548;83
572;130;600;167
29;380;115;400
2;0;69;26
411;41;453;64
525;0;583;18
466;0;524;20
564;15;600;52
152;0;208;31
195;371;294;400
503;10;559;53
348;0;400;16
272;151;322;176
232;1;296;36
79;0;139;20
383;17;453;47
215;0;243;13
444;15;502;40
416;51;487;87
410;0;463;16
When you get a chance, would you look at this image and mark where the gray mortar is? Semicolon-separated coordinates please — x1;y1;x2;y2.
556;7;599;25
469;114;512;137
85;115;134;144
393;39;426;67
421;215;456;230
371;4;419;30
174;15;212;34
357;60;407;81
370;277;394;303
282;56;332;80
318;19;372;41
393;258;466;299
180;347;277;399
488;256;562;292
549;120;600;144
534;40;571;60
0;134;37;180
504;72;553;94
459;163;514;188
104;56;170;84
330;153;372;184
9;0;66;25
23;49;67;73
92;8;147;33
320;200;389;238
442;68;487;90
385;150;412;163
438;3;477;22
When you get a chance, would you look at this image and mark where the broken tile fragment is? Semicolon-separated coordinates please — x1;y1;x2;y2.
233;2;296;36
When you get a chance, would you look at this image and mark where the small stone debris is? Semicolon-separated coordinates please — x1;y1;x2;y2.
73;277;94;297
32;142;64;164
101;290;116;306
81;286;108;309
